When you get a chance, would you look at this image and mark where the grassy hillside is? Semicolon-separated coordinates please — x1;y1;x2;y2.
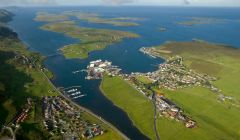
146;41;240;139
157;87;240;140
0;9;14;23
152;41;240;99
100;75;156;140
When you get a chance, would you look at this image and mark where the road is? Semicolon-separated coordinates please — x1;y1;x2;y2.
0;126;17;140
152;92;160;140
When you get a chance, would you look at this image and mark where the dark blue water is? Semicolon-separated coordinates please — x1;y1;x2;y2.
8;6;240;140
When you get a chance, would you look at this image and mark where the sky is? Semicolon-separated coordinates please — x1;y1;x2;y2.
0;0;239;7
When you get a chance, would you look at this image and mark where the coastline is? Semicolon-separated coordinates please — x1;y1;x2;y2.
99;75;154;140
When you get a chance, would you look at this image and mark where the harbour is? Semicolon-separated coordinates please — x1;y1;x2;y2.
8;6;240;140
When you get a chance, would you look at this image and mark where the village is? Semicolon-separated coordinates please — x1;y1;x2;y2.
155;95;196;128
85;59;197;128
1;96;105;140
0;98;35;139
132;56;218;91
42;96;104;139
12;98;34;126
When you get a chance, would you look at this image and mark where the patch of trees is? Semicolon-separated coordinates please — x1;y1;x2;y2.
0;9;14;23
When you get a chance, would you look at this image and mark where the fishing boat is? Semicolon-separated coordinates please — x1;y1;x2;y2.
70;91;81;96
72;94;86;99
67;89;77;93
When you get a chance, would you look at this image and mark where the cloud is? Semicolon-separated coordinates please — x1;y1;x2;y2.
101;0;135;5
0;0;57;6
183;0;190;5
0;0;239;7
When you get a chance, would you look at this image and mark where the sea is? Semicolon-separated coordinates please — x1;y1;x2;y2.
8;6;240;140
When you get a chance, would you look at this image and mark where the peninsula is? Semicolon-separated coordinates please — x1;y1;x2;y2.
0;9;125;140
97;40;240;140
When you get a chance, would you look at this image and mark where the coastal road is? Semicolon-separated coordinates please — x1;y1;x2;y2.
150;89;160;140
32;58;130;140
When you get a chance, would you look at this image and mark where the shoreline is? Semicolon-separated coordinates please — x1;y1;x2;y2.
99;76;152;140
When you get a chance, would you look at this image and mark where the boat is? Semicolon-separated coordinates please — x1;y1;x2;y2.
67;89;77;93
72;70;81;74
70;91;81;96
72;94;86;99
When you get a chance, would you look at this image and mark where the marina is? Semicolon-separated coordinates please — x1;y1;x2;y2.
62;87;86;99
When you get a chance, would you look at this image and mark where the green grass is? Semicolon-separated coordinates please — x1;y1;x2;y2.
81;112;124;140
0;24;59;140
100;75;156;140
135;75;153;84
153;41;240;99
157;87;240;140
39;20;139;59
144;41;240;139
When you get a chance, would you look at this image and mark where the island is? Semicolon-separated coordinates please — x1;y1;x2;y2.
63;11;142;26
35;12;69;22
36;13;139;59
0;9;125;140
91;40;240;140
36;11;142;26
177;17;226;26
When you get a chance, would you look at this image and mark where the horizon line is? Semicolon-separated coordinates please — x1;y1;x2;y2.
1;5;240;8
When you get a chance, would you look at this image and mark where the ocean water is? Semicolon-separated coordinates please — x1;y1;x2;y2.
9;6;240;140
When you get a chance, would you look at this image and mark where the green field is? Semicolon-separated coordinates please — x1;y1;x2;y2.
100;75;156;140
156;87;240;140
135;75;154;84
147;41;240;139
39;19;139;59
